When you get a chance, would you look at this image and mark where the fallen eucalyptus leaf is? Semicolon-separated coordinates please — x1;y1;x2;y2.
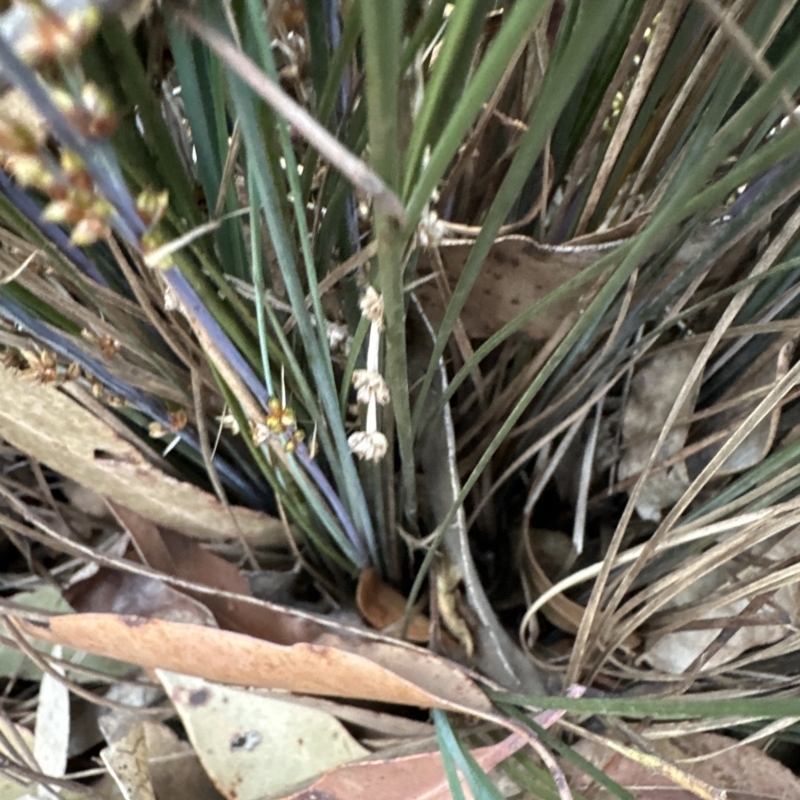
0;585;131;683
416;234;621;339
159;671;368;800
279;730;528;800
97;719;223;800
568;729;800;799
99;717;156;800
523;528;585;635
108;503;321;644
645;524;800;674
356;567;430;643
277;695;579;800
255;691;434;739
0;365;283;543
65;569;218;627
19;613;493;712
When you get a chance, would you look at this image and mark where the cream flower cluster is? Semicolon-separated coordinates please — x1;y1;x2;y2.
348;286;389;462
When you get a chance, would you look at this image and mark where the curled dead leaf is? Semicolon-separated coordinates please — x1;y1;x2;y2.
645;523;800;674
356;567;430;643
109;503;323;644
568;729;800;799
279;730;528;800
523;528;642;649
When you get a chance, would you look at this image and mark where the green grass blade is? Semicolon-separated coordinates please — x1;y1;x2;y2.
403;0;551;228
402;0;495;198
496;693;800;720
432;710;505;800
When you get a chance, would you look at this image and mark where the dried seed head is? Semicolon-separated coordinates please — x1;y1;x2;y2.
65;362;81;380
217;413;240;436
163;285;179;312
59;150;93;190
41;199;81;225
50;86;78;116
16;6;101;64
250;420;270;446
65;6;102;43
277;0;307;31
418;208;446;248
0;118;39;155
141;230;174;269
168;409;188;432
148;421;167;439
20;348;58;383
97;335;121;356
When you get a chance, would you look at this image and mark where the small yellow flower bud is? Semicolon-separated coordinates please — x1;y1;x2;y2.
80;83;117;138
71;216;108;246
136;189;170;227
7;153;54;190
41;199;80;224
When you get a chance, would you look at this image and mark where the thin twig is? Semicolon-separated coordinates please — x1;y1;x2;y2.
190;364;258;569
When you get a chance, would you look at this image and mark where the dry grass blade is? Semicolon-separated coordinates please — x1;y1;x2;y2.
566;198;800;683
577;0;688;231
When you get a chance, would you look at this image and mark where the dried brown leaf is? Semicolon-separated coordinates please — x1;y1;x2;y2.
416;235;620;339
356;567;430;643
689;337;795;476
280;730;528;800
98;719;223;800
99;718;157;800
109;503;323;644
19;613;493;712
65;569;218;627
0;364;283;543
619;343;704;522
645;523;800;673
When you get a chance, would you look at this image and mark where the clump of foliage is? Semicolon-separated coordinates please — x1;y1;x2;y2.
4;0;800;796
